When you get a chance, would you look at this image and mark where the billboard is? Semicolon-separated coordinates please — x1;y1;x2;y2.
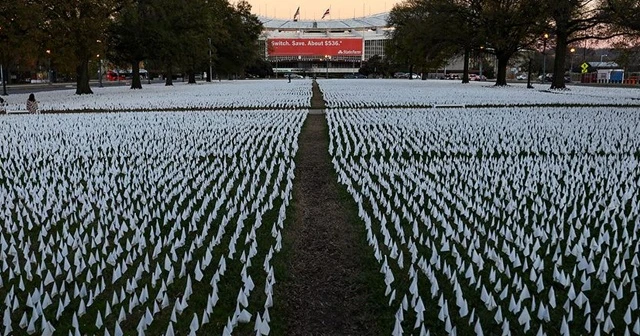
267;38;363;57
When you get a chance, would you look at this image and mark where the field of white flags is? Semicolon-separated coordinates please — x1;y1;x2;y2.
328;107;640;335
319;79;640;108
3;80;312;112
0;110;305;335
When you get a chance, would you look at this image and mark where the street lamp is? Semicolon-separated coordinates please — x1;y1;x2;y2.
542;33;549;83
97;54;103;88
325;55;331;79
600;54;607;63
478;46;484;80
46;49;52;85
0;63;5;96
527;57;534;89
208;37;212;82
96;39;103;87
569;47;575;81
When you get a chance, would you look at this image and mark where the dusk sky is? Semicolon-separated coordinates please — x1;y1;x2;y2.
246;0;403;20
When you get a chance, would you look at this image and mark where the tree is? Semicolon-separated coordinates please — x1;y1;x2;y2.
175;0;212;84
146;0;219;86
387;0;541;86
245;58;274;78
610;38;640;73
212;0;262;79
544;0;614;89
106;0;153;89
387;0;458;79
359;55;387;77
146;0;191;86
475;0;545;86
43;0;126;95
421;0;484;83
0;0;43;95
608;0;640;31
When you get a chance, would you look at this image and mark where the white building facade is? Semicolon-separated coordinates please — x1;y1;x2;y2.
259;13;391;77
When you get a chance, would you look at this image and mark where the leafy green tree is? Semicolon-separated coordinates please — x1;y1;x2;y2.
387;0;457;79
245;57;274;78
388;0;541;85
0;0;43;94
212;0;262;79
146;0;195;86
176;0;212;84
106;0;153;89
359;55;388;77
43;0;126;94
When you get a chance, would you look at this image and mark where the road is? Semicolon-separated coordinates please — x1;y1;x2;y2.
0;79;167;95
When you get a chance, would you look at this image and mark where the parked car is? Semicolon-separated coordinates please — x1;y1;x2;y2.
516;74;527;80
440;74;460;80
537;74;570;83
288;73;304;79
344;74;367;79
106;71;127;81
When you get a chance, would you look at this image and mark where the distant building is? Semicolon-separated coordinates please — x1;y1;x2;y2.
258;13;391;76
583;62;625;83
587;61;620;69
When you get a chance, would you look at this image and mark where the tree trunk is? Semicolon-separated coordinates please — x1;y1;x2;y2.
131;61;142;89
462;48;470;84
75;58;93;95
206;68;211;82
188;72;196;84
165;66;173;86
551;34;568;90
494;55;509;86
409;64;414;79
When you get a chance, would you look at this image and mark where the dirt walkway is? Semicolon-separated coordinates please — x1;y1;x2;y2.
276;81;381;335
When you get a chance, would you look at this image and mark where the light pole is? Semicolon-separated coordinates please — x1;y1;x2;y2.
542;33;549;83
478;47;483;80
600;54;607;63
569;47;575;81
97;54;103;88
208;37;212;82
96;39;103;87
527;57;534;89
325;55;331;79
46;49;52;85
1;63;5;96
1;25;6;95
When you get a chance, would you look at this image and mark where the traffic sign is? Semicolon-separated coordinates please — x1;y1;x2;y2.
581;62;589;74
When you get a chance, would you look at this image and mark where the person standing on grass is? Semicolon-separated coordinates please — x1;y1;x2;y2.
27;93;39;114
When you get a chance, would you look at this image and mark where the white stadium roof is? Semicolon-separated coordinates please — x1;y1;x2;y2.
259;12;389;30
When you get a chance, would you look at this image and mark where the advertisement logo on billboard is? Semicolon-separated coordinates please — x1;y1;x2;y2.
268;38;363;57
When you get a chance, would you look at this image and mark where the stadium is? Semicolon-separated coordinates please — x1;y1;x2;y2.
258;13;392;77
